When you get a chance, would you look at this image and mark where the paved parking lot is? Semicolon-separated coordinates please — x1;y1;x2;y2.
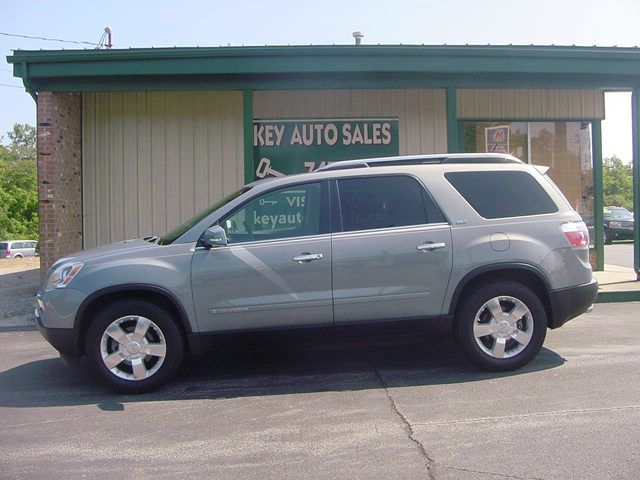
1;302;639;479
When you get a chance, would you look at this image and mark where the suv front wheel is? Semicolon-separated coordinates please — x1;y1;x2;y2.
456;282;547;371
85;299;184;393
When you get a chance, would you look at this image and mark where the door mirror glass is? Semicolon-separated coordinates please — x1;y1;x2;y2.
200;225;228;249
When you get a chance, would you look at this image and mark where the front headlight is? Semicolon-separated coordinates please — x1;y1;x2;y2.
44;262;84;291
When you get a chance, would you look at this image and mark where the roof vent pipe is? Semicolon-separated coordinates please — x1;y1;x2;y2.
104;27;112;49
353;31;364;46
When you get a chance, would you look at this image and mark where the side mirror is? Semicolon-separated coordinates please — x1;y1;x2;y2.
200;225;228;249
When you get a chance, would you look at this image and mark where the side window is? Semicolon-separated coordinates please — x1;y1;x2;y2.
337;176;444;232
13;242;24;249
445;171;558;219
220;182;325;244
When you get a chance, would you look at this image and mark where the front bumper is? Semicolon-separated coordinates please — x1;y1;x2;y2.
34;288;87;357
35;313;81;356
547;278;598;329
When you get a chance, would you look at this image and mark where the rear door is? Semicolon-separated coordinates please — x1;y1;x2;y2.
331;175;453;323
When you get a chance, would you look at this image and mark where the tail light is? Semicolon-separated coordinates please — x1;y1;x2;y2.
5;249;10;257
561;221;589;248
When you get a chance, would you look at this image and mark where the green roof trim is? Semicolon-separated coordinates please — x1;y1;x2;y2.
7;44;640;92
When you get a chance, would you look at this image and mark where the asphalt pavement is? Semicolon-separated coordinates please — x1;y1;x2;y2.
1;302;640;479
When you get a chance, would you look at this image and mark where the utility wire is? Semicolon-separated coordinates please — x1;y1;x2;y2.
0;83;23;89
0;31;99;46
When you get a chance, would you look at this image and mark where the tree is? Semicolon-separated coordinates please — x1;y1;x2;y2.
603;155;633;210
0;124;38;240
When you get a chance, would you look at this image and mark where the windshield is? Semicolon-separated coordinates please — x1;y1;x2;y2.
607;208;632;218
159;187;251;245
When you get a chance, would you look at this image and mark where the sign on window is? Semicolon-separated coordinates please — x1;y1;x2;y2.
485;125;510;154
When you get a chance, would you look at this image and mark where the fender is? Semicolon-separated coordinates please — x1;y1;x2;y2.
74;283;193;334
447;262;552;316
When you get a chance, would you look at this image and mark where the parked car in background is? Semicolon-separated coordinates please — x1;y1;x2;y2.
580;206;635;245
0;240;38;258
603;207;634;244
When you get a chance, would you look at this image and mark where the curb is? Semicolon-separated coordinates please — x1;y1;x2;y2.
595;290;640;303
0;325;36;333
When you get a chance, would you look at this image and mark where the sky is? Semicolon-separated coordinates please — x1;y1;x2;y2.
2;0;640;160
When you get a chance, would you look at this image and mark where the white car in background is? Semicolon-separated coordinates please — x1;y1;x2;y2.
0;240;38;258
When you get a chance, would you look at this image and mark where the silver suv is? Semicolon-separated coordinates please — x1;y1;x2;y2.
35;154;597;393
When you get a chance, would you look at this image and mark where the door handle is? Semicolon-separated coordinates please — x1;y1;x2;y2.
293;253;324;263
416;242;446;252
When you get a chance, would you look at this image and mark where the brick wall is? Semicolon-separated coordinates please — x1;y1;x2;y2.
37;92;82;276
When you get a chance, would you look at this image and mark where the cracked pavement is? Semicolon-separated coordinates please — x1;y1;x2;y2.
1;302;640;479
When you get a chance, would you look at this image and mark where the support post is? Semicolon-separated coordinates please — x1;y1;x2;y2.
632;88;640;279
592;120;604;271
446;87;459;153
243;89;254;185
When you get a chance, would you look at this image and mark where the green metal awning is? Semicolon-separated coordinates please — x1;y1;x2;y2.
7;44;640;92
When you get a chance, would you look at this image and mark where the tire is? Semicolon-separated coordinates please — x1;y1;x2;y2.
455;282;547;372
85;299;184;394
604;229;613;245
14;253;23;258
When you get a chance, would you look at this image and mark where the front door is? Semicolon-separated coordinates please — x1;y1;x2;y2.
191;181;333;332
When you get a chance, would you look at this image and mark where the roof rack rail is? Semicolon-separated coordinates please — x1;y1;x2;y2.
315;153;523;172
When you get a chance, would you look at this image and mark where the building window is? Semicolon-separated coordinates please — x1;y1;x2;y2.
462;121;593;217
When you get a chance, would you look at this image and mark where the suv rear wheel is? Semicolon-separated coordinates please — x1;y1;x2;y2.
455;282;547;371
85;299;184;393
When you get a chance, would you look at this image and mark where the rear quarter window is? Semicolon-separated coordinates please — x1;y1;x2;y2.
445;171;558;219
0;243;7;250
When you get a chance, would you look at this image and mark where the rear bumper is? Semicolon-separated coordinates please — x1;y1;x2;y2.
548;278;598;329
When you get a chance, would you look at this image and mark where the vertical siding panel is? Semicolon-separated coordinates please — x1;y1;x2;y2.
477;90;491;118
458;89;604;120
392;90;408;155
208;92;223;204
420;90;434;153
137;92;152;237
193;92;209;212
164;93;181;232
380;90;394;120
122;92;139;239
82;93;97;249
334;90;351;117
351;89;365;114
252;91;264;119
150;92;167;235
179;92;195;222
515;90;529;118
94;93;111;245
222;92;239;196
109;92;124;243
236;93;244;187
434;89;447;152
405;90;421;155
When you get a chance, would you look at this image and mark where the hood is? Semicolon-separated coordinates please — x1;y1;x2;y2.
51;238;158;268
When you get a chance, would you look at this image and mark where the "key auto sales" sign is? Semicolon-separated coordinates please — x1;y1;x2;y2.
253;118;399;180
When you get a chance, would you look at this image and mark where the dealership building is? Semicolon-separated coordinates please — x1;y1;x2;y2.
7;44;640;276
